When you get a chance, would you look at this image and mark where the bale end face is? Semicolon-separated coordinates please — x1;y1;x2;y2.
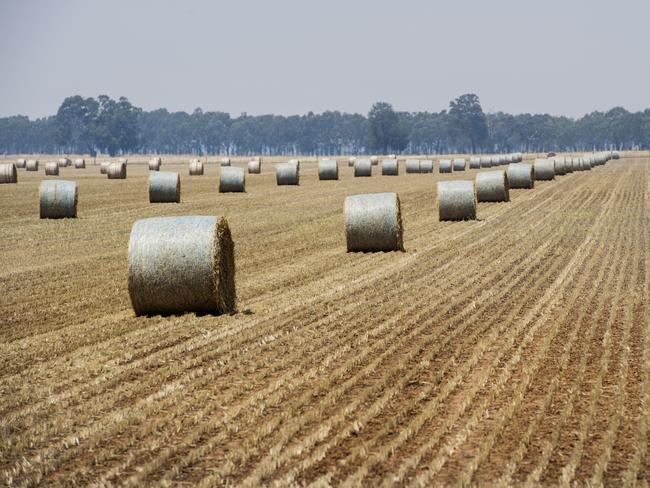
345;192;404;252
437;180;477;221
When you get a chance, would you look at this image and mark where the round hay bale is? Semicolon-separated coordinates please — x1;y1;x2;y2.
534;159;555;180
387;154;396;159
553;158;567;176
405;159;420;173
469;157;481;169
439;159;453;173
39;180;77;218
612;151;620;160
420;160;433;173
107;162;127;179
580;158;593;170
547;152;557;157
563;157;574;174
247;160;261;174
437;180;477;221
318;159;338;180
480;156;492;168
0;163;17;183
276;162;299;185
354;158;372;177
16;158;26;169
149;171;180;203
370;156;379;166
118;158;128;166
476;170;509;202
348;157;356;167
189;160;204;175
288;159;300;170
148;158;161;171
58;158;70;167
453;158;466;171
45;162;59;176
26;160;38;171
74;158;85;169
100;162;110;174
219;167;245;192
381;158;399;176
344;192;403;252
127;215;236;316
220;157;231;167
507;163;535;189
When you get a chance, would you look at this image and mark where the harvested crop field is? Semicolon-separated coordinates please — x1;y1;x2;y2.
1;155;648;486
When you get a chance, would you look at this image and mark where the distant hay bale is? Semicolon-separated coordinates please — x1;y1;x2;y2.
148;158;161;171
480;157;492;168
107;162;127;179
553;158;567;176
405;159;420;173
45;162;59;176
420;160;433;173
127;215;236;316
534;159;555;180
547;152;557;157
58;158;71;167
437;180;477;221
476;170;509;202
26;160;38;171
344;192;403;252
15;158;26;169
580;157;593;171
564;157;574;174
248;160;261;174
370;156;379;166
220;167;245;192
612;151;620;160
582;155;595;169
318;159;339;180
288;159;300;170
387;154;396;159
276;162;299;185
220;157;231;167
453;158;466;171
189;160;204;175
439;159;453;173
381;158;399;176
348;157;356;167
469;157;481;169
39;180;77;218
0;163;17;183
100;162;110;174
507;163;535;189
118;158;128;166
74;158;85;169
149;171;181;203
354;158;372;177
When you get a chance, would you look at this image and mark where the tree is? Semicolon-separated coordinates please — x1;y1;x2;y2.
448;94;488;153
367;102;408;154
55;95;98;154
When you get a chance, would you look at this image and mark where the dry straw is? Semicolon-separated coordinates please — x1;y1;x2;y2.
150;171;181;203
0;163;17;183
220;167;245;192
344;192;404;252
127;215;236;316
476;170;510;202
39;180;77;218
420;160;433;173
507;163;535;189
149;158;161;171
26;160;38;171
248;160;261;174
100;162;110;174
220;157;231;167
189;160;204;175
318;159;339;180
534;159;555;180
74;158;85;169
437;180;477;221
15;158;26;169
469;157;481;169
354;158;372;177
405;159;420;173
381;158;399;176
439;159;453;173
45;162;59;176
107;162;127;179
453;158;466;171
276;162;299;185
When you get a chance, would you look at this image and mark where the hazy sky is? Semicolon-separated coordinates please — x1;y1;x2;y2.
1;0;649;119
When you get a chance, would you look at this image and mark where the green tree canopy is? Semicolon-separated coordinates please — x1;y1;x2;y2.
367;102;408;154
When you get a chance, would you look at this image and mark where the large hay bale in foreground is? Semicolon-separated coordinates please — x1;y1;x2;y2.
45;162;59;176
0;163;17;183
381;158;399;175
107;162;127;179
453;158;466;171
276;162;299;185
439;159;453;173
40;180;77;218
318;159;339;180
16;158;26;169
469;157;481;169
189;160;204;175
437;180;477;221
220;157;231;167
150;171;181;203
26;160;38;171
220;167;245;192
127;215;236;316
534;159;555;180
344;192;403;252
405;159;420;173
476;170;509;202
420;160;433;173
248;160;261;174
74;158;85;169
148;158;161;171
100;162;110;174
507;163;535;189
354;158;372;177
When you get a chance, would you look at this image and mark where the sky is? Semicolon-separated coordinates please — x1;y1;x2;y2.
1;0;649;119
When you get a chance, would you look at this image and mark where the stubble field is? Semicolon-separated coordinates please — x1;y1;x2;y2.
0;155;648;486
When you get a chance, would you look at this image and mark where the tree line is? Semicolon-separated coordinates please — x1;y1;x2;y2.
1;93;648;156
